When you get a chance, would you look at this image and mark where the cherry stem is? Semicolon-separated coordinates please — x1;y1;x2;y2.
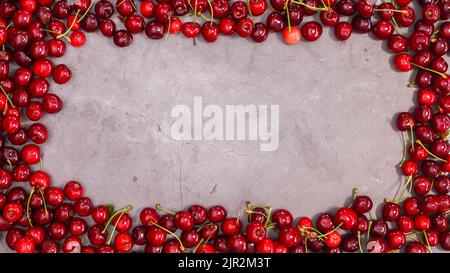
416;140;447;162
398;131;407;167
41;29;71;42
39;188;48;216
106;210;126;245
411;62;448;78
57;9;80;39
164;17;171;41
317;222;343;239
374;8;408;14
285;3;292;32
205;0;214;23
101;205;132;234
26;188;35;228
357;231;363;253
391;175;413;203
6;160;12;172
291;0;328;12
155;203;175;215
246;0;255;20
366;220;372;243
192;238;205;253
0;85;15;109
150;221;185;251
196;222;215;232
390;16;402;35
409;124;415;151
77;0;95;22
423;230;432;253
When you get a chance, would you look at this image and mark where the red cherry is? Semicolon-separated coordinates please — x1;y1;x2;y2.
334;207;357;230
64;181;83;200
20;144;40;164
15;236;35;253
282;27;301;45
394;53;412;71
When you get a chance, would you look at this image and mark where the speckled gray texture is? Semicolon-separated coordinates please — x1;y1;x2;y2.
1;29;419;251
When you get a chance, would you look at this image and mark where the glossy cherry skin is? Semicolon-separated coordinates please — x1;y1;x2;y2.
301;21;322;41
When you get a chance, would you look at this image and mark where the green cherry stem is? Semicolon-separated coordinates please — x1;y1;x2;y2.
416;140;447;162
411;62;448;78
101;205;133;234
150;221;186;251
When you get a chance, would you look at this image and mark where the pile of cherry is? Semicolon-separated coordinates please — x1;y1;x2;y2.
0;0;448;254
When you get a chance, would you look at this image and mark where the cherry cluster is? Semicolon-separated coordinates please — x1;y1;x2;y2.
0;0;448;253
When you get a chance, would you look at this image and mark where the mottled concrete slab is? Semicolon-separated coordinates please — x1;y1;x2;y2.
2;27;417;251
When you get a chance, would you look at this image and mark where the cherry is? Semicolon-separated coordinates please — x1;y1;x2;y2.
413;50;433;67
352;15;372;33
25;102;44;121
423;3;440;23
324;230;341;248
113;30;133;47
29;170;51;190
188;205;207;225
352;195;373;213
88;224;107;246
278;225;301;248
221;217;242;235
145;20;165;40
174;210;194;231
44;187;64;206
251;22;268;43
246;221;266;243
320;9;340;27
307;236;325;252
301;21;322;42
74;197;93;216
69;31;86;47
181;229;200;248
226;234;247;253
432;213;449;232
0;169;12;190
15;236;35;253
116;0;136;17
155;3;173;23
3;202;23;223
26;226;45;245
52;64;71;84
334;22;352;41
163;239;183;253
112;212;133;232
413;176;431;196
351;214;369;235
235;18;253;38
336;0;355;16
64;181;83;200
146;225;167;246
249;0;267;16
168;17;182;34
115;233;134;253
405;241;427;253
47;39;66;58
434;176;450;194
334;207;357;229
100;19;116;37
382;202;401;222
139;207;159;227
264;14;283;34
140;0;155;18
97;245;116;253
20;144;40;165
208;205;227;222
401;160;418;176
159;214;177;232
54;203;74;222
144;244;163;253
95;0;115;18
132;225;147;245
200;223;219;240
421;160;441;179
395;6;415;27
62;236;82;253
341;234;359;252
372;20;394;40
366;237;387;253
92;205;110;224
47;221;67;240
420;194;440;214
282;26;301;45
201;22;219;43
387;230;406;249
397;215;414;233
370;220;388;237
316;212;335;233
271;209;293;228
69;217;88;236
441;232;450;250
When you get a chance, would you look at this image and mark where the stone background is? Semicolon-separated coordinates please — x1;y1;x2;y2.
1;21;427;251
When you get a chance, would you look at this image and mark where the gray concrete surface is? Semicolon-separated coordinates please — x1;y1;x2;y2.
2;27;419;251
